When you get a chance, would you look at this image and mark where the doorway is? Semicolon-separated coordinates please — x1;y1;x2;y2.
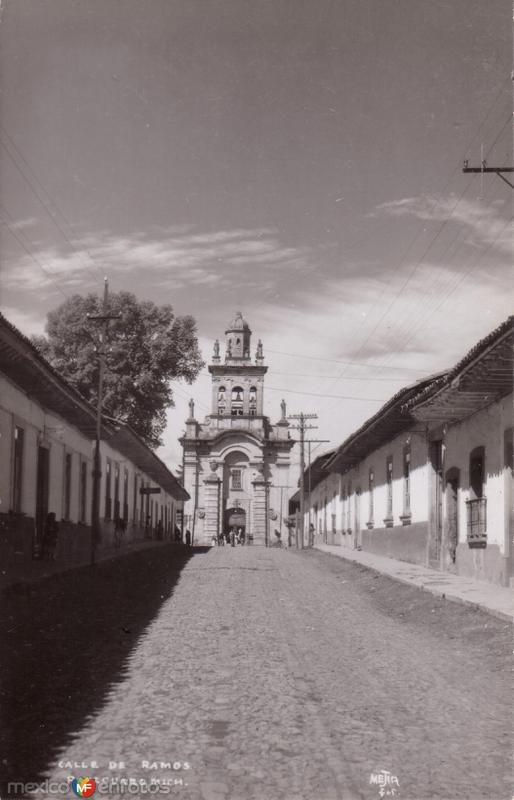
35;446;50;549
429;440;443;566
224;506;246;539
445;468;459;566
354;488;362;549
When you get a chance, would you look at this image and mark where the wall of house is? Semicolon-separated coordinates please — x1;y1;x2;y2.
302;394;513;586
0;372;179;572
304;427;431;565
442;393;513;586
99;440;177;547
0;374;94;563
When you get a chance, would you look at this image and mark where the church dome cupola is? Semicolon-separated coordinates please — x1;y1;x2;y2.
225;311;251;361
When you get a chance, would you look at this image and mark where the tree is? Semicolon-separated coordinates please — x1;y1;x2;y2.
32;292;204;448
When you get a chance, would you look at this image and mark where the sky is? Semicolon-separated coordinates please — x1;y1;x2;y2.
0;0;512;478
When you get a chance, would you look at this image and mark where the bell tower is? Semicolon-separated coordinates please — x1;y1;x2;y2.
181;310;294;546
225;311;251;361
209;312;267;419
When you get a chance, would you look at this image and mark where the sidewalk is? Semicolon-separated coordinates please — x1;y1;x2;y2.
0;538;185;593
314;543;514;622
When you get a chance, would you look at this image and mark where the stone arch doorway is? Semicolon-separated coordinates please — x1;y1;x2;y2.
224;506;246;538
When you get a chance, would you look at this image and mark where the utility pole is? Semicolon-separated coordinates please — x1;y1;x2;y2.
305;439;330;547
272;484;295;546
463;158;514;190
288;412;318;548
87;278;121;565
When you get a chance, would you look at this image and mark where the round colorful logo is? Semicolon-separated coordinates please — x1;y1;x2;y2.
71;777;96;797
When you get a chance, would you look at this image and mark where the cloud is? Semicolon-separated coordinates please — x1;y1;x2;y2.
2;225;312;292
373;194;512;257
5;217;39;231
0;305;46;336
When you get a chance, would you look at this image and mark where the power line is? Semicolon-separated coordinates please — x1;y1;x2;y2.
0;209;69;301
322;178;476;402
375;177;510;367
0;132;103;285
199;367;406;382
265;348;421;373
484;113;513;160
391;216;513;354
319;74;512;400
266;385;384;401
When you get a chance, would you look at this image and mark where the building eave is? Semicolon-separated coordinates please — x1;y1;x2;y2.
325;373;446;473
0;313;114;440
105;419;189;501
404;316;513;424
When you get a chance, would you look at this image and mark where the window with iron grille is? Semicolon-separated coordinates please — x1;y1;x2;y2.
467;447;486;545
232;469;242;490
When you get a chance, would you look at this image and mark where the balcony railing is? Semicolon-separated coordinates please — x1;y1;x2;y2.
466;497;487;547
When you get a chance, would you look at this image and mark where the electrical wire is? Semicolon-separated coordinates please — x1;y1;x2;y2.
319;74;513;401
0;133;103;286
0;210;69;302
264;348;421;373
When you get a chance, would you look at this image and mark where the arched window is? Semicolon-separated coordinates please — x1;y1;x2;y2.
231;386;244;416
217;386;226;415
249;386;257;416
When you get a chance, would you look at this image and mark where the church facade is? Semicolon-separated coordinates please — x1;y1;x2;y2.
180;313;294;545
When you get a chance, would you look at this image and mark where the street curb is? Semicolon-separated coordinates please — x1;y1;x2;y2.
317;549;514;625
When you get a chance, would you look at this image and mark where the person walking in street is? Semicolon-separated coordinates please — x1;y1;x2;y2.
185;529;191;546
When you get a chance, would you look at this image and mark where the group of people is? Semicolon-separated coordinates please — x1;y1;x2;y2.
213;527;245;547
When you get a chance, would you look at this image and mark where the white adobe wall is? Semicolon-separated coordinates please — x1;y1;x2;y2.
444;393;513;551
303;426;430;559
1;373;176;535
0;374;92;522
100;439;176;538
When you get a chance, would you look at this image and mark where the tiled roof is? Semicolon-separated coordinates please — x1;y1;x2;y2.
404;315;513;423
325;372;446;473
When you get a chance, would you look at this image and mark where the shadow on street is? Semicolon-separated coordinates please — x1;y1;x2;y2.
0;545;208;795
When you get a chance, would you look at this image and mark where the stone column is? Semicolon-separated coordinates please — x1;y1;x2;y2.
203;461;221;544
251;468;270;546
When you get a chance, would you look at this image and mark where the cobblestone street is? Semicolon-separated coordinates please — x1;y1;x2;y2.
2;546;511;800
